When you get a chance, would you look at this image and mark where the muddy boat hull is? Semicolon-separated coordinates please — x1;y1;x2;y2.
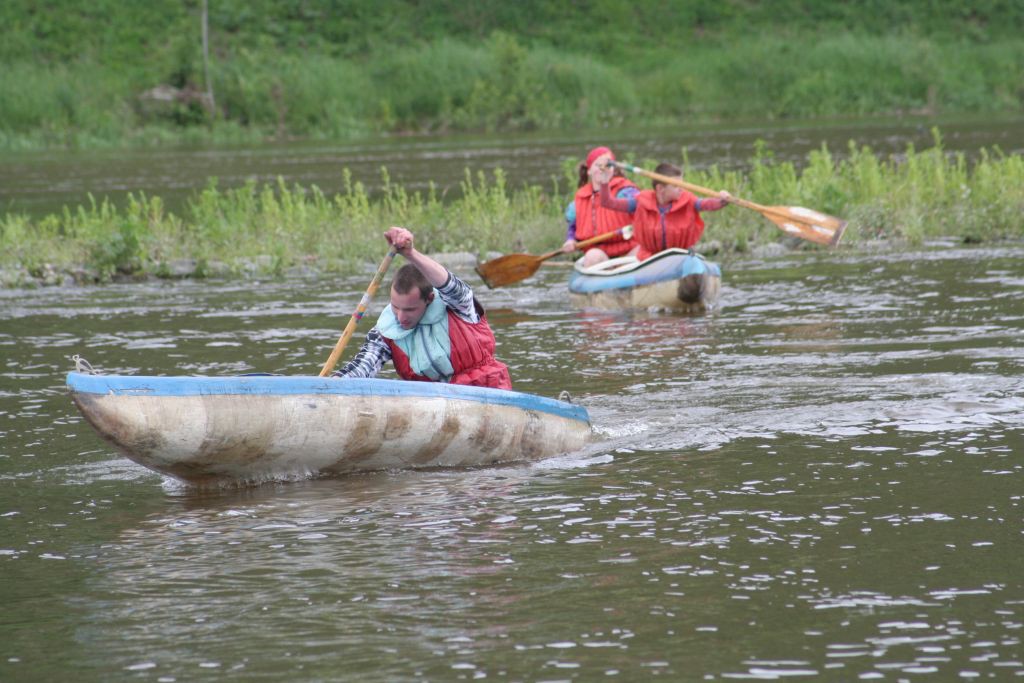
568;248;721;312
67;373;591;485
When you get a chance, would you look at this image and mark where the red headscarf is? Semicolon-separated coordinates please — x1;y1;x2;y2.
585;146;614;168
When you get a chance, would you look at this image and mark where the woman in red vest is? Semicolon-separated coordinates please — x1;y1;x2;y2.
560;146;639;267
333;227;512;390
598;162;731;261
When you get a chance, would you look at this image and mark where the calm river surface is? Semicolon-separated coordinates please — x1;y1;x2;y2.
3;116;1023;217
1;243;1022;681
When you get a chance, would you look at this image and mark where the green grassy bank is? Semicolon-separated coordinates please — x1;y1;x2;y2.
2;133;1022;286
1;1;1023;149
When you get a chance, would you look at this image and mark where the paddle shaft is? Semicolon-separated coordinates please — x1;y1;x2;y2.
613;161;846;246
474;225;635;288
540;225;634;261
615;162;766;212
318;248;397;377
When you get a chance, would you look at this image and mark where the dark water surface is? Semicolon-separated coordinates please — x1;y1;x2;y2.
3;116;1023;217
1;244;1022;680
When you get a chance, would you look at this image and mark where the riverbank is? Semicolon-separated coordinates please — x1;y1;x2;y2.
2;1;1022;150
5;238;1012;291
2;135;1022;288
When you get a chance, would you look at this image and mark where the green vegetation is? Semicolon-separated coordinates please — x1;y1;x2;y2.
1;1;1022;148
3;134;1021;286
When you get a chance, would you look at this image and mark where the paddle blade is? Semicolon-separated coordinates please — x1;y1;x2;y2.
475;253;543;288
764;206;848;246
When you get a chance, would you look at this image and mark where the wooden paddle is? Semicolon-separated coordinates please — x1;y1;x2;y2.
612;161;847;247
318;248;398;377
475;226;635;288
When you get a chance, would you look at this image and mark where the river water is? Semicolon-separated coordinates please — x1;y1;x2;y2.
1;241;1022;680
3;116;1023;217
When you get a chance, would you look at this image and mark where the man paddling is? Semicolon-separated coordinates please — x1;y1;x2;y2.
332;227;512;389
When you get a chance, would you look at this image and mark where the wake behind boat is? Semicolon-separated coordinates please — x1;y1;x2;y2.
568;248;722;312
67;371;591;485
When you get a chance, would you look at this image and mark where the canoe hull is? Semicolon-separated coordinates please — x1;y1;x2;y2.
68;374;591;485
568;249;721;313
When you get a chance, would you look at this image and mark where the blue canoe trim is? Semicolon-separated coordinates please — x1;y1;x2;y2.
569;249;722;294
66;372;590;424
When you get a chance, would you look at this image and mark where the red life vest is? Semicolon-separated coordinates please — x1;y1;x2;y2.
632;189;705;261
574;176;637;258
384;302;512;390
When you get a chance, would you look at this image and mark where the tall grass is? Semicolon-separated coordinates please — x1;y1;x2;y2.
2;32;1022;149
689;33;1024;119
2;134;1023;284
676;131;1024;248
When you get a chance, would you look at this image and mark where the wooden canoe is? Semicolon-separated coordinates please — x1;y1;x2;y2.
67;373;592;485
568;248;722;313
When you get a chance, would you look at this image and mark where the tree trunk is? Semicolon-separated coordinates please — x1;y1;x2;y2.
202;0;216;117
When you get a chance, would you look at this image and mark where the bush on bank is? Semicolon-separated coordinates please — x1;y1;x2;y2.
1;134;1022;286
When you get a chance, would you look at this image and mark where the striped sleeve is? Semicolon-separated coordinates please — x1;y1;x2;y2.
332;327;392;378
437;272;480;323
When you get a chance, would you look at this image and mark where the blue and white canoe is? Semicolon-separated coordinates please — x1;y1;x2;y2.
568;248;722;312
67;372;591;485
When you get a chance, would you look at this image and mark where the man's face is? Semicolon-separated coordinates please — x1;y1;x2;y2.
655;182;683;206
390;287;432;329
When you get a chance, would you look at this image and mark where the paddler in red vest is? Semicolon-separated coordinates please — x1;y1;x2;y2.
597;162;732;261
559;146;640;267
333;227;512;390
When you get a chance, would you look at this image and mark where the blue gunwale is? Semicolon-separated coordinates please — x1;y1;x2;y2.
569;248;721;294
66;372;590;424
